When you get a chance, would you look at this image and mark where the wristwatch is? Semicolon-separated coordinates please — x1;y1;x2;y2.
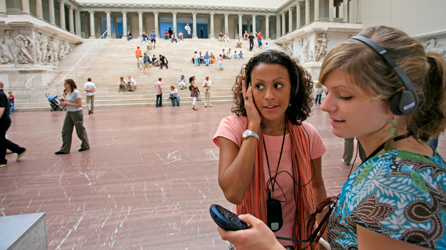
242;130;259;141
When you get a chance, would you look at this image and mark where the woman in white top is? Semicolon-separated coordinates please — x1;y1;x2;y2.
227;48;232;59
55;79;90;154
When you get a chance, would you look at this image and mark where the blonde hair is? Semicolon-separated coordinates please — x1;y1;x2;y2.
319;26;446;141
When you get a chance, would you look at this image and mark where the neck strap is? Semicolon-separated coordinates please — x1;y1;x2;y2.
362;134;411;164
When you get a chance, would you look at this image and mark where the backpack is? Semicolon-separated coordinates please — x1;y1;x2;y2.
189;85;192;91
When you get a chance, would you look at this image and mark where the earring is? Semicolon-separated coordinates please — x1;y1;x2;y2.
384;117;398;151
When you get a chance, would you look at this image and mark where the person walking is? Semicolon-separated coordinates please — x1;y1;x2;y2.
218;54;223;71
200;28;204;38
150;30;156;49
203;76;212;107
55;79;89;154
155;78;163;107
248;32;255;51
256;31;263;47
142;52;151;75
0;82;25;167
84;78;96;115
342;138;366;166
8;91;14;114
189;76;199;111
135;46;142;67
314;82;323;104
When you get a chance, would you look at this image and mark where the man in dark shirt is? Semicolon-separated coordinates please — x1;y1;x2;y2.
159;54;168;69
248;32;255;51
0;82;25;167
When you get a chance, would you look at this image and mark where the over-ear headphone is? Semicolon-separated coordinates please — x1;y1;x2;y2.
245;65;300;98
351;36;419;115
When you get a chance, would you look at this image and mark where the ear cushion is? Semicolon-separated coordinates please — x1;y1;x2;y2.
389;90;417;116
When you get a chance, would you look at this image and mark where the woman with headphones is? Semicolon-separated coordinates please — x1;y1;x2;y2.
218;26;446;250
213;50;328;250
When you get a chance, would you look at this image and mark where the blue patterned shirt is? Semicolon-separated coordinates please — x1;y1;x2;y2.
327;150;446;249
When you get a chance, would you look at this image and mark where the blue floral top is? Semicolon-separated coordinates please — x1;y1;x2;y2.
327;150;446;249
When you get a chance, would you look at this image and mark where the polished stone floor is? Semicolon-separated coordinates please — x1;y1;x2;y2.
0;104;444;249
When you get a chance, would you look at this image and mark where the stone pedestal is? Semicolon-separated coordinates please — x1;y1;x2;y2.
0;212;48;250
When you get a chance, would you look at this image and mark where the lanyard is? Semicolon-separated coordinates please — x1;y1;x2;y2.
263;122;287;199
361;134;411;164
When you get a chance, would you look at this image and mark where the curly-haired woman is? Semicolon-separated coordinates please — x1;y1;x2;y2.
213;50;328;249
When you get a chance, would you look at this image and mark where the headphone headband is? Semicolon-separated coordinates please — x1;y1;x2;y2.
350;35;419;115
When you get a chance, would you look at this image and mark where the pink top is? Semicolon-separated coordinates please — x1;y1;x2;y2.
213;115;327;247
155;81;162;95
218;56;223;63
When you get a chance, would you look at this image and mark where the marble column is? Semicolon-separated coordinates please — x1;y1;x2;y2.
112;16;117;38
0;0;6;16
106;11;111;39
49;0;55;24
356;0;362;23
224;13;229;36
329;0;334;21
35;0;43;19
138;11;143;37
343;0;348;22
315;0;320;21
296;3;301;29
89;11;95;38
172;12;177;35
265;15;270;39
305;0;310;25
21;0;30;15
252;14;256;33
68;5;74;33
75;9;81;36
154;12;159;37
192;12;198;39
59;0;65;29
281;12;285;36
238;14;242;38
288;9;292;33
276;14;280;38
122;11;127;38
210;12;215;38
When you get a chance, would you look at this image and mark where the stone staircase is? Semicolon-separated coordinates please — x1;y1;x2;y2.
15;38;281;111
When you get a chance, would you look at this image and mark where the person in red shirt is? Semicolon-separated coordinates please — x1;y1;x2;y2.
256;31;263;48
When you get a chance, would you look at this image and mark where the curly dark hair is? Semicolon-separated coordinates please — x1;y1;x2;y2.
231;50;313;125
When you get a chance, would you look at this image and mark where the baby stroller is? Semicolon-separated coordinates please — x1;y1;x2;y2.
46;93;66;111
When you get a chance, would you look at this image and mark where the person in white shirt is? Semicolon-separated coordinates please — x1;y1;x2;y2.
178;75;186;90
84;77;96;114
185;23;191;38
127;75;137;92
203;76;212;107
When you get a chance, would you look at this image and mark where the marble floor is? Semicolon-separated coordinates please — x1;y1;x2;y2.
0;104;444;249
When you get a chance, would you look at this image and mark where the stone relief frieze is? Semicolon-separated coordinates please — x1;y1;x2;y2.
315;33;328;62
423;38;445;56
303;37;313;63
0;30;74;66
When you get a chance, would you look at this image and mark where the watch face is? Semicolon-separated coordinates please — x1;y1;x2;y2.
243;131;249;138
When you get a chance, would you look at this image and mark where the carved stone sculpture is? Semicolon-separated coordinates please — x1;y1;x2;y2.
298;38;303;47
424;38;445;56
284;42;293;57
303;37;310;62
59;41;66;61
34;33;42;64
40;37;48;64
13;34;35;64
0;36;15;64
315;33;328;61
48;37;59;64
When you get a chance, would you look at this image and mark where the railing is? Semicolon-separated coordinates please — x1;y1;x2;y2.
24;31;108;101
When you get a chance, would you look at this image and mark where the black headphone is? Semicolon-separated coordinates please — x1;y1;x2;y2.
351;36;419;116
245;65;300;98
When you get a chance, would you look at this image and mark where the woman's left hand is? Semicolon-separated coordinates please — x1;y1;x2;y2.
217;214;285;250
